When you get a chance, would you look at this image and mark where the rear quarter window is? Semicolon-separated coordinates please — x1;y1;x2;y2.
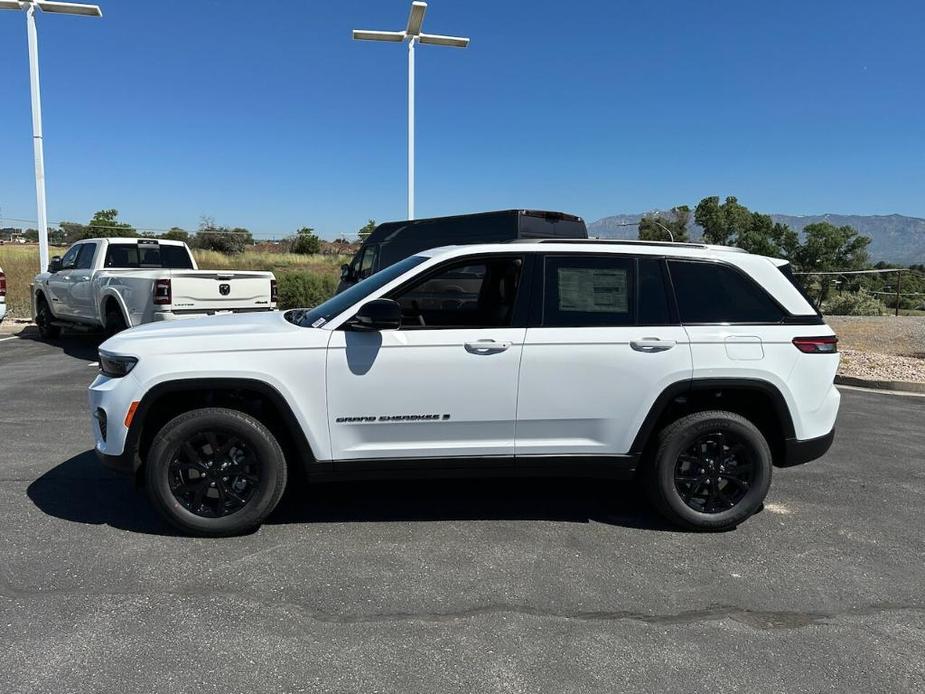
668;259;784;324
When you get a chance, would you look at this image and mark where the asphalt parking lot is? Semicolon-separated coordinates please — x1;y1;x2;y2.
1;331;924;693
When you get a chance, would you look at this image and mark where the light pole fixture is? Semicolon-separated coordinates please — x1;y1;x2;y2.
0;1;102;273
353;1;468;220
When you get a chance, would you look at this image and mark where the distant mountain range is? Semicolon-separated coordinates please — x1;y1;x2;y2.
587;212;925;265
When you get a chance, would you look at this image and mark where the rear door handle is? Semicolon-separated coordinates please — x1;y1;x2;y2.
464;339;511;355
630;338;676;353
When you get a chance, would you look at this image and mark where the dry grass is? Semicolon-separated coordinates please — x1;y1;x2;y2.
0;244;346;320
0;245;51;319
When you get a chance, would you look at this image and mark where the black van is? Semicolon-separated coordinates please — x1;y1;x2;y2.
337;209;587;293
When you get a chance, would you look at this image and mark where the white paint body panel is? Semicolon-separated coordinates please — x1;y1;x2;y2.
327;328;525;460
515;326;692;455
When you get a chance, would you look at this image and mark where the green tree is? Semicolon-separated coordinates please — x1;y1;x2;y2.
290;226;322;255
86;209;136;238
694;196;798;259
161;227;190;243
695;196;751;246
639;206;690;242
735;213;799;258
357;219;377;242
23;228;38;242
60;221;88;244
794;222;871;307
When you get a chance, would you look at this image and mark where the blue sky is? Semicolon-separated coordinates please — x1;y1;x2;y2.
0;0;922;239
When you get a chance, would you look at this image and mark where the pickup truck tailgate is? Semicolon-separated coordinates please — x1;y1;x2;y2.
167;270;274;311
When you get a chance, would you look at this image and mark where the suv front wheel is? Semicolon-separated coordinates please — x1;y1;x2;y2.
646;410;772;530
145;407;288;536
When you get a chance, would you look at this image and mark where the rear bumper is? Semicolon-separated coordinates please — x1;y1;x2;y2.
152;307;275;322
779;429;835;467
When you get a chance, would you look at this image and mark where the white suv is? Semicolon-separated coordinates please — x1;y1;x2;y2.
89;240;840;536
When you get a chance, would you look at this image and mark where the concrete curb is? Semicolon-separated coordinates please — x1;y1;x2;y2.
835;375;925;394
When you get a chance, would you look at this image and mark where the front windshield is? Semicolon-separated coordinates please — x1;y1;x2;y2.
286;255;428;328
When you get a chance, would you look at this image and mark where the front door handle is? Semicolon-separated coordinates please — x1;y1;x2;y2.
464;339;512;355
630;338;676;353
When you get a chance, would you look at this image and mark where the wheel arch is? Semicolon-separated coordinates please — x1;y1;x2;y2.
631;378;796;466
126;378;319;484
98;289;132;328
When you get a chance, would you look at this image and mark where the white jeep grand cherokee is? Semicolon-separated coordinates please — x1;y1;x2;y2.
90;240;840;536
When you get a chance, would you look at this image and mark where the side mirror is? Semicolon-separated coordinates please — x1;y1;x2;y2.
350;298;401;331
47;256;62;274
340;264;353;281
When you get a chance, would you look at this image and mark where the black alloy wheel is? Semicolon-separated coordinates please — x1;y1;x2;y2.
146;408;287;536
673;431;756;514
36;297;61;339
169;430;262;518
645;410;772;530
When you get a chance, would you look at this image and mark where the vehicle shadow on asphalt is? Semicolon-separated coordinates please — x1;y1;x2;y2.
16;326;103;361
27;451;677;536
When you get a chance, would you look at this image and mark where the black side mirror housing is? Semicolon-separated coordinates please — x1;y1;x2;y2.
340;264;354;281
350;298;401;331
47;257;62;274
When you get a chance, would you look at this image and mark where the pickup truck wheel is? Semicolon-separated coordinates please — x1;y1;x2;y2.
35;296;61;339
645;410;772;531
104;305;128;336
145;407;288;537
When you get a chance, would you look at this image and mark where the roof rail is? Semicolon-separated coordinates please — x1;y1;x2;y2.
508;238;747;252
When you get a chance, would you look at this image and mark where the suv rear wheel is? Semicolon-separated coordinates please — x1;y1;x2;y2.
145;407;288;537
646;410;772;530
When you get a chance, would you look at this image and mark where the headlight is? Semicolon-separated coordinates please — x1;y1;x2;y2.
99;351;138;378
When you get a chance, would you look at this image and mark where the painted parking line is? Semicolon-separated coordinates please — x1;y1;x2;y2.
0;336;21;343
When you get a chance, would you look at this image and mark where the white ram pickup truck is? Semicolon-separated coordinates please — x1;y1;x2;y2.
31;238;276;338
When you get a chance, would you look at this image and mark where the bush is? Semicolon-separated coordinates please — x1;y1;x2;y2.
194;230;245;255
290;228;322;255
275;271;338;310
822;290;887;316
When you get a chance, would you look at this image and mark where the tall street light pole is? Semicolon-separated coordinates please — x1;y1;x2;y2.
353;1;468;220
0;1;102;273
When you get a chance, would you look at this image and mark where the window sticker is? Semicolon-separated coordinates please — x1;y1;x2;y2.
557;268;628;313
311;317;327;328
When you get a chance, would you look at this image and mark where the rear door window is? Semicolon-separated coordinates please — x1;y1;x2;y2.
542;256;635;327
668;259;784;324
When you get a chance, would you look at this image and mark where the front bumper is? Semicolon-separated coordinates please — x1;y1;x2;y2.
96;448;137;476
779;429;835;467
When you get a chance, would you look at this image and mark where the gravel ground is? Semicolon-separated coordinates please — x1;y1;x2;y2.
826;316;925;383
839;349;925;384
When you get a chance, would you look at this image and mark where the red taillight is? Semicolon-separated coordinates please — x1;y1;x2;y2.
270;278;278;304
153;278;171;305
793;335;838;354
0;271;6;297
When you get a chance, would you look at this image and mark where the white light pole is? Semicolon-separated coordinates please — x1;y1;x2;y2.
353;1;468;220
0;1;102;273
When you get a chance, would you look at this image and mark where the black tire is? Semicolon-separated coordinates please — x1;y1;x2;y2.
645;410;772;531
35;294;61;340
145;407;288;537
104;304;128;337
